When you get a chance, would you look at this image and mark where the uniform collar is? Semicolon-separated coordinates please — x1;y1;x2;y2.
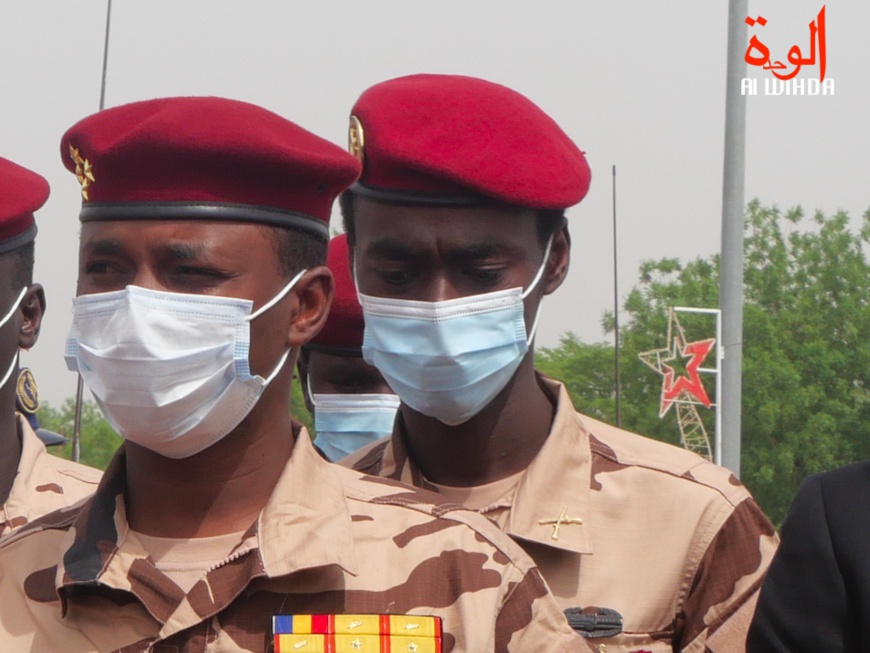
55;428;358;625
381;376;594;555
257;429;359;577
504;377;593;554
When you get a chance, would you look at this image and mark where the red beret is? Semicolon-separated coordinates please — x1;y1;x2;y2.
306;233;364;354
61;96;361;239
348;74;591;210
0;156;48;255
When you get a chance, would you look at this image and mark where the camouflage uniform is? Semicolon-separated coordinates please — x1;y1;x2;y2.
1;414;100;536
0;427;590;653
346;378;779;652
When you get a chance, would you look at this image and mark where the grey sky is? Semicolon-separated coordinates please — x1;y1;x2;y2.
1;0;867;407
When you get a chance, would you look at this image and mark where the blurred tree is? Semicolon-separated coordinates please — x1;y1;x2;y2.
291;374;314;433
39;399;121;471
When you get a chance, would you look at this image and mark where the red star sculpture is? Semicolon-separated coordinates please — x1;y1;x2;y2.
659;337;715;416
639;310;717;417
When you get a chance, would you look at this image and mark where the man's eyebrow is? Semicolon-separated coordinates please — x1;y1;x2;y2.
449;243;502;259
364;240;507;261
82;239;211;262
365;239;420;260
163;242;208;261
82;238;125;256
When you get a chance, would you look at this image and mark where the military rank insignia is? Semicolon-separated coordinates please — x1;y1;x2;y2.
348;115;365;164
68;144;95;201
272;614;442;652
15;368;39;414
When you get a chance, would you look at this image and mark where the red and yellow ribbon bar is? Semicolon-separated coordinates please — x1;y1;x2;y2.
272;615;442;653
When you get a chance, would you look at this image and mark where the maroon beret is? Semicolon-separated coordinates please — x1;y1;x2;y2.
61;96;361;239
348;74;591;209
0;156;48;255
306;233;364;354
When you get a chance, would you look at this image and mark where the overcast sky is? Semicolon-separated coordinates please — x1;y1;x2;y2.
1;0;867;407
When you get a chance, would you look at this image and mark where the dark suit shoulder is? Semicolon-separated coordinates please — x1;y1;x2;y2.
748;462;870;652
812;460;870;499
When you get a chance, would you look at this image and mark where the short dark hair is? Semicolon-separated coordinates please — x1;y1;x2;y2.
339;191;565;247
268;225;328;279
3;241;35;291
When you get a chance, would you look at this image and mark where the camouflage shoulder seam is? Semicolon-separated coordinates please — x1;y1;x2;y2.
340;465;504;518
0;502;82;549
341;469;471;517
586;425;751;508
335;466;544;572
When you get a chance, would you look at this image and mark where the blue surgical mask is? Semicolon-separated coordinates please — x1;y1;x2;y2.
310;383;400;461
357;237;552;426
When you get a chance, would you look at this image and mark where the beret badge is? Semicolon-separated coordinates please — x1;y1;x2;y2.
68;144;95;201
348;115;365;164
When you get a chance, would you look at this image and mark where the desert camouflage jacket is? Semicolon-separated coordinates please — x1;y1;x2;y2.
0;414;101;536
0;428;590;653
345;377;780;652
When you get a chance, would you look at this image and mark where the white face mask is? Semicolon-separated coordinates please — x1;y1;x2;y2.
64;271;305;459
357;237;551;426
0;287;27;391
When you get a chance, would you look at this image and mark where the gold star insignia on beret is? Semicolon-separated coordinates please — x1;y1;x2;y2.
348;115;365;163
69;144;95;201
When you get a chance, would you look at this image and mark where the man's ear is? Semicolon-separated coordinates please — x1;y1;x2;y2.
18;284;45;350
542;224;570;296
287;267;333;349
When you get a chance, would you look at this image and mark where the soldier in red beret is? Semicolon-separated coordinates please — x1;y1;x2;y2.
0;97;591;653
0;156;101;537
298;233;398;461
340;73;778;651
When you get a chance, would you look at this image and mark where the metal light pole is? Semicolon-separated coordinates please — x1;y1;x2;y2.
72;0;112;463
719;0;748;476
612;165;621;427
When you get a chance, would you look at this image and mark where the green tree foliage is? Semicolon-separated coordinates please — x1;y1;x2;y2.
38;399;122;471
538;201;870;525
291;375;314;433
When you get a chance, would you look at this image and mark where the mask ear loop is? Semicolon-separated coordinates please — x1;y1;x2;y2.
352;261;367;306
245;269;307;384
262;348;293;386
0;288;29;390
247;269;307;321
521;235;554;344
0;287;28;330
0;351;19;390
306;374;319;408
